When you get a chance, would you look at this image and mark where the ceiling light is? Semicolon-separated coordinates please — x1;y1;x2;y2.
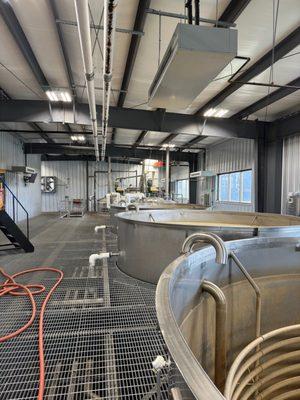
203;108;228;118
203;108;216;117
64;92;72;102
46;90;58;102
46;89;72;103
162;143;175;149
214;109;228;118
71;135;85;142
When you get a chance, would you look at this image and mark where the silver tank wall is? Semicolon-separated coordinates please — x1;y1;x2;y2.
116;210;300;284
156;237;300;400
109;203;207;232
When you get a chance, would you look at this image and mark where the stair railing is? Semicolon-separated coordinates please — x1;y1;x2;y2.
0;177;30;239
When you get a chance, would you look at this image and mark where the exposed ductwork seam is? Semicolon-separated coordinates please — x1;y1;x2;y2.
74;0;99;161
101;0;118;161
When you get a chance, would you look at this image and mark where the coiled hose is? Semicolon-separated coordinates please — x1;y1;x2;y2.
0;266;64;399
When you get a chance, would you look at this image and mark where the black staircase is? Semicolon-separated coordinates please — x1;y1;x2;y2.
0;178;34;253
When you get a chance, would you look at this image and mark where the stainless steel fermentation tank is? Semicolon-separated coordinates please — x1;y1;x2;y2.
109;203;206;232
116;209;300;283
156;236;300;400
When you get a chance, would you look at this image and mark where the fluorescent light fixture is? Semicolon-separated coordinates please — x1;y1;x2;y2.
203;108;216;117
61;92;67;102
46;89;72;103
203;108;228;118
71;135;85;142
64;91;72;102
214;109;228;118
46;90;58;102
162;143;176;149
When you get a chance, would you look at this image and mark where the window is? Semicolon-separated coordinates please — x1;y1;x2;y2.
218;170;252;203
175;179;189;203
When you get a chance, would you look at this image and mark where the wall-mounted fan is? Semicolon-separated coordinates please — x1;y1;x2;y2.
41;176;56;193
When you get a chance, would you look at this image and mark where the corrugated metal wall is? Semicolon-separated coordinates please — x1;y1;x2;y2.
202;138;255;212
41;161;144;212
282;133;300;213
0;132;41;221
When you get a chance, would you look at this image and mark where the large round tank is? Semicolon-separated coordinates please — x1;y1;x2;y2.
109;202;206;231
116;210;300;283
156;236;300;399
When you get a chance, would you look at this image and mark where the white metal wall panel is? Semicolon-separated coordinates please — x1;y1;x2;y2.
41;161;144;212
282;133;300;213
0;132;41;220
203;138;255;211
41;161;87;212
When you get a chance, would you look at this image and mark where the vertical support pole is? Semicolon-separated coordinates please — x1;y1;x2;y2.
108;157;112;193
189;153;198;204
94;170;96;212
165;147;170;199
255;133;266;213
86;160;89;212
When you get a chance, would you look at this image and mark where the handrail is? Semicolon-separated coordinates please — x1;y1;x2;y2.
0;176;29;239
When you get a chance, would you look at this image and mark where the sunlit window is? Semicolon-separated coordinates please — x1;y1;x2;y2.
218;170;252;203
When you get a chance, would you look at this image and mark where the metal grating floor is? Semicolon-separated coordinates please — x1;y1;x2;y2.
0;214;169;399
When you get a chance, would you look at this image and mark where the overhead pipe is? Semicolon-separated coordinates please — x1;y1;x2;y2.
181;232;228;265
185;0;193;24
165;147;170;199
74;0;99;161
194;0;200;25
101;0;118;161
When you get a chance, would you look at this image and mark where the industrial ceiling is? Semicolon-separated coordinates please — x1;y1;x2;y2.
0;0;299;158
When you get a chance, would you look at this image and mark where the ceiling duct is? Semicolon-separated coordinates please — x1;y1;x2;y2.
148;24;237;111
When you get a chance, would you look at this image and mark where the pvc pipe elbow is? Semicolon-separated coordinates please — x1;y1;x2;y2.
95;225;106;233
89;252;110;267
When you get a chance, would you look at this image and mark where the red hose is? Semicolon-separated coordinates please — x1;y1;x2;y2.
0;266;63;399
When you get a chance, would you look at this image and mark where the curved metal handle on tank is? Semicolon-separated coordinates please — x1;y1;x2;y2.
126;203;139;212
181;232;228;265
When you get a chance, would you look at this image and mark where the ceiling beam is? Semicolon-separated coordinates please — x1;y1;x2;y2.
41;154;143;164
182;135;208;148
195;26;300;116
232;77;300;119
0;100;264;139
218;0;252;23
49;0;75;95
133;130;148;147
0;0;48;87
24;143;195;162
0;1;56;143
159;133;177;146
112;0;151;143
0;88;54;143
267;111;300;142
116;0;150;107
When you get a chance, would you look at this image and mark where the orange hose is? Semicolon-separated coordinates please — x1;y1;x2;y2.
0;266;63;399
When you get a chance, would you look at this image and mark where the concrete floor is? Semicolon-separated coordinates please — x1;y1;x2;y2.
0;212;169;399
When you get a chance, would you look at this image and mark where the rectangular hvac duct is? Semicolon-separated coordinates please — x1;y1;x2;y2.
148;24;237;111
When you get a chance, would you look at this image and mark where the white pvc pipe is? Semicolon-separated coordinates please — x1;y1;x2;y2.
101;0;118;160
89;252;110;267
94;225;107;233
74;0;99;161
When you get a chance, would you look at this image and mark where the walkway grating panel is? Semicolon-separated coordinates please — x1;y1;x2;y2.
0;214;172;399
